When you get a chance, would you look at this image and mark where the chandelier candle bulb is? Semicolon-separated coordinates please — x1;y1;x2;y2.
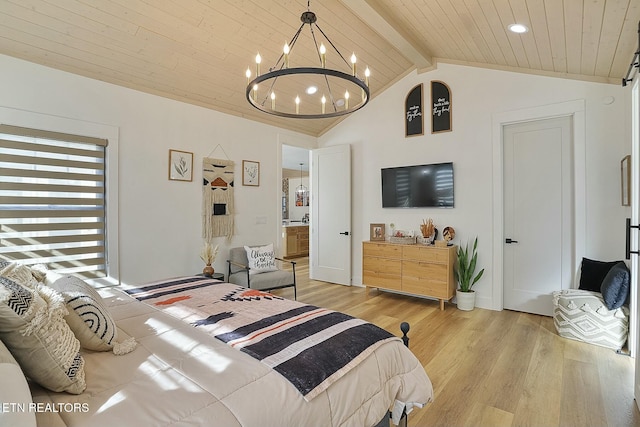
365;67;370;86
283;43;290;68
351;53;357;76
321;95;326;114
295;96;300;114
271;92;276;109
255;53;261;76
320;44;326;68
245;67;251;85
344;90;350;109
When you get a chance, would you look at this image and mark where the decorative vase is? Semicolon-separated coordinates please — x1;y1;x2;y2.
456;289;476;311
203;264;214;276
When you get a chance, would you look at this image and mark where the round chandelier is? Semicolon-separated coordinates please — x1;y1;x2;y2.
245;3;371;119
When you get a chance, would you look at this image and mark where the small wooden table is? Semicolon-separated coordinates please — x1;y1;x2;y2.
199;272;225;281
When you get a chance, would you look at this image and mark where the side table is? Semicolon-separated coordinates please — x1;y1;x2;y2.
199;272;225;281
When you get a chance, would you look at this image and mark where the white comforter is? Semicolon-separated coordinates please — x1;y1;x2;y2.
30;285;433;427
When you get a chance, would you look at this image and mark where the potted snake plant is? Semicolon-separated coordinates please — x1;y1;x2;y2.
454;237;485;311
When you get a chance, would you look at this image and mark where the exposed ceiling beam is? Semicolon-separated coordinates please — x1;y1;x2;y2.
340;0;433;70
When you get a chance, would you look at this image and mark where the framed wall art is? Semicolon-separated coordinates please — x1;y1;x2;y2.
370;223;385;241
168;149;193;181
242;160;260;186
405;84;424;137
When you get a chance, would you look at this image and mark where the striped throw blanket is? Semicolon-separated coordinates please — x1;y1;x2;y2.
125;276;398;400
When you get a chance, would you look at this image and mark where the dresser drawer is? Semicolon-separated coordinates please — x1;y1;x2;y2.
402;245;450;263
363;271;402;290
402;277;450;298
363;242;402;258
363;257;401;275
362;257;401;290
402;261;448;281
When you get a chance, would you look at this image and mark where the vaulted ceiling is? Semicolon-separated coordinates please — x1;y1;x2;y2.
0;0;638;136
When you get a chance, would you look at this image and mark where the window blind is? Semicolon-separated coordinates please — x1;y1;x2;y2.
0;125;109;279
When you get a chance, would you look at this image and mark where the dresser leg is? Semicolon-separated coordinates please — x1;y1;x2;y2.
439;299;445;311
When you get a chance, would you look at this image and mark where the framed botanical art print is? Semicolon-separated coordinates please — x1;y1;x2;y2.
242;160;260;186
168;149;193;181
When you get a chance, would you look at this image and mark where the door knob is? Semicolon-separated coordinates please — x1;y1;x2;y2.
339;231;350;236
505;238;518;244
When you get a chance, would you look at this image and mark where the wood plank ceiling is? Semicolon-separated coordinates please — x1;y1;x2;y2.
0;0;638;137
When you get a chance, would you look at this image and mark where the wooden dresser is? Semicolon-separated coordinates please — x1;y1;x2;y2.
362;241;457;310
283;225;309;258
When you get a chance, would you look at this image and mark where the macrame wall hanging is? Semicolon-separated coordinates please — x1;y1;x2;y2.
202;157;234;241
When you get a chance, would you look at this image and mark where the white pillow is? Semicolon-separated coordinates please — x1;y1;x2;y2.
48;275;118;352
0;340;36;427
244;244;278;275
0;262;86;394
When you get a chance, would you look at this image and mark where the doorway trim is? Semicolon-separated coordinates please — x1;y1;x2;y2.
491;100;586;311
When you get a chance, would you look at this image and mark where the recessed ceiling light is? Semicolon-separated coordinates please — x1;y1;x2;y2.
306;86;318;95
508;24;528;34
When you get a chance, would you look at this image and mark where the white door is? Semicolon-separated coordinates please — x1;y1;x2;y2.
503;116;573;316
310;145;351;285
631;77;640;410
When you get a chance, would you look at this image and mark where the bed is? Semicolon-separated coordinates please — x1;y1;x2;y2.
0;267;433;427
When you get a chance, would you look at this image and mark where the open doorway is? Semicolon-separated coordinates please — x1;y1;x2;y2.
281;145;310;259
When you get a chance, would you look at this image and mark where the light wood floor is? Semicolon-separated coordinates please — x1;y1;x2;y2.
275;258;640;427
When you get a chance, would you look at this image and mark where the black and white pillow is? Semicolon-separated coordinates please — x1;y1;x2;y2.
46;274;136;355
48;275;118;352
244;244;278;275
0;262;86;394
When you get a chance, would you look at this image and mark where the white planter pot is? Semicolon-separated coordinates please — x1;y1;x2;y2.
456;290;476;311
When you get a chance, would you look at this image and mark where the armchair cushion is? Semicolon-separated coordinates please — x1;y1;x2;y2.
228;270;294;290
244;244;278;275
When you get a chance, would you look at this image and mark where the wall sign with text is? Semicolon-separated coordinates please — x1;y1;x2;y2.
431;80;452;133
404;84;424;137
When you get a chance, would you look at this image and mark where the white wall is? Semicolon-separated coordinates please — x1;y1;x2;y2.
1;53;631;310
319;63;631;310
0;54;315;286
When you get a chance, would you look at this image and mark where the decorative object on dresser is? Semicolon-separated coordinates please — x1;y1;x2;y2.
389;229;416;244
370;223;386;241
454;237;485;311
443;226;456;243
420;218;435;241
362;241;457;310
200;242;219;276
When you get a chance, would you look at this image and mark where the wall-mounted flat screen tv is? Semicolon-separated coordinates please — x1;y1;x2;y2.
381;162;454;208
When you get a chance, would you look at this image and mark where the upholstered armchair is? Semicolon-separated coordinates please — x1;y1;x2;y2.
226;245;297;300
